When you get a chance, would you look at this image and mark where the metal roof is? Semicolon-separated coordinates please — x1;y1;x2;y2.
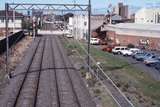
102;23;160;38
102;23;160;32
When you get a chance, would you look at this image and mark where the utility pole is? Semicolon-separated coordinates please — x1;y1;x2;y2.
5;3;11;78
12;0;15;33
13;9;15;33
87;0;91;72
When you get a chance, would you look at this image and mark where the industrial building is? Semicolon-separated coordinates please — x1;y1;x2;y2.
101;23;160;51
135;8;160;24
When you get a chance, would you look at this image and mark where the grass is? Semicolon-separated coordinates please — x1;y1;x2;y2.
63;38;160;106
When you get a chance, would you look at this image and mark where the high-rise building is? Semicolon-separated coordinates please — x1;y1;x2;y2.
114;2;128;19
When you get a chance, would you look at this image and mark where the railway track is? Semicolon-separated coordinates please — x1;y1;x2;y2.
61;36;134;107
1;35;95;107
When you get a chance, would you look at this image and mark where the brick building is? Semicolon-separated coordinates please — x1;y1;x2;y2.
101;23;160;51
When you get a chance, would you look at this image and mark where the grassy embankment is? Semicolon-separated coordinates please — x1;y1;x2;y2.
63;38;160;107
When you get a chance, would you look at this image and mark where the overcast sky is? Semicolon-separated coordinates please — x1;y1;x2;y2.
1;0;160;13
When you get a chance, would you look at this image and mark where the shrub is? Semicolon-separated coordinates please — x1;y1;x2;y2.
127;43;135;48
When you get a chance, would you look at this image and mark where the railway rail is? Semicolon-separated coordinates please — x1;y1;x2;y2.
61;36;134;107
1;35;95;107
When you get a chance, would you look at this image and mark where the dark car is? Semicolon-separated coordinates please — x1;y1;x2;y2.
135;53;154;61
132;51;144;59
154;61;160;71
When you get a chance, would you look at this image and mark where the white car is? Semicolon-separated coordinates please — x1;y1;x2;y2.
112;46;133;56
66;34;73;38
129;48;140;53
112;46;127;54
121;50;133;56
90;38;100;45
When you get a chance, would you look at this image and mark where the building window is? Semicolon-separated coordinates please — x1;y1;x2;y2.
151;20;153;22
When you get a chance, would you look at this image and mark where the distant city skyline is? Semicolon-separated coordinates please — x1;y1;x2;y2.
1;0;160;14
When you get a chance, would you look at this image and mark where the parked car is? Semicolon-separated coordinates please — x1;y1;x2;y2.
129;48;141;53
121;49;133;56
135;53;154;61
132;51;144;58
154;61;160;71
66;34;73;38
112;46;127;54
143;57;160;66
112;46;133;56
143;54;156;61
90;38;100;45
102;45;115;53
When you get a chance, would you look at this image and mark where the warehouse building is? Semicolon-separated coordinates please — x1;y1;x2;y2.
101;23;160;51
135;8;160;24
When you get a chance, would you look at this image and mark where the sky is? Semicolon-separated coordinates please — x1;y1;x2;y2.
1;0;160;13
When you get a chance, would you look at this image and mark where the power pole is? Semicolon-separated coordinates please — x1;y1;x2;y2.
5;3;11;78
88;0;91;72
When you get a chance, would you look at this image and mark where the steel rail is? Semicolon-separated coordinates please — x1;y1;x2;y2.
50;36;61;107
54;36;81;107
12;38;41;107
34;38;46;107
